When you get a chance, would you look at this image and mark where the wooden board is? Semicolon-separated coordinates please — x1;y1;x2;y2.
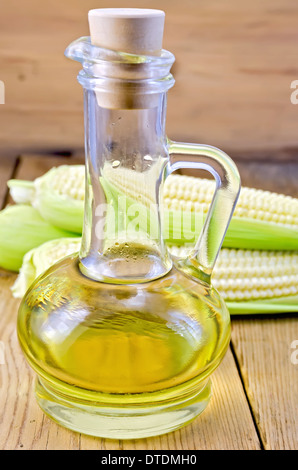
1;1;298;157
0;289;260;451
231;317;298;450
0;154;297;449
0;156;17;209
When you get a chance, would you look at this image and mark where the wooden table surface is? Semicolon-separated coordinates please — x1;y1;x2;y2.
0;154;297;450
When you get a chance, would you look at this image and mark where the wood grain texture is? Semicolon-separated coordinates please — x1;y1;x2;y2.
0;275;260;451
0;156;17;209
0;0;298;156
231;317;298;450
0;154;297;450
79;350;260;451
0;154;261;450
181;159;298;197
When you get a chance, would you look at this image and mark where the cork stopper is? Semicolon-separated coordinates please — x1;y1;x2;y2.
88;8;166;109
88;8;165;56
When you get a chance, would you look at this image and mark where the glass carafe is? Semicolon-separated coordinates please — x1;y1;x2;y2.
17;36;240;439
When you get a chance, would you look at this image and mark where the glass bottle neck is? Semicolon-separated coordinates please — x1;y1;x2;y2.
79;90;172;283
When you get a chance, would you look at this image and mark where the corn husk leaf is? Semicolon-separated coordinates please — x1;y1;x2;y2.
0;205;77;272
166;210;298;250
8;166;84;234
227;295;298;314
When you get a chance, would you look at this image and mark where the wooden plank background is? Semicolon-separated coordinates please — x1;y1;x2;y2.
0;0;297;451
0;154;297;450
0;0;298;161
0;155;262;450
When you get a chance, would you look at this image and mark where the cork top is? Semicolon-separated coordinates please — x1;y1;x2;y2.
88;8;165;56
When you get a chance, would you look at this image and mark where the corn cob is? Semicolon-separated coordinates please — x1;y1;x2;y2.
0;205;77;271
8;166;84;233
165;176;298;230
11;237;81;297
7;164;298;250
11;237;298;314
170;244;298;298
165;175;298;250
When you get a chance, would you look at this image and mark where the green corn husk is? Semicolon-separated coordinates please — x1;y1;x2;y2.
8;165;298;251
0;205;77;271
227;297;298;314
8;166;84;234
11;237;298;314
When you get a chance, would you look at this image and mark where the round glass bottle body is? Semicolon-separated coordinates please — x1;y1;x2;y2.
18;254;230;439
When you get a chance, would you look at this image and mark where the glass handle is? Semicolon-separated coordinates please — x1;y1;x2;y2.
167;140;241;280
